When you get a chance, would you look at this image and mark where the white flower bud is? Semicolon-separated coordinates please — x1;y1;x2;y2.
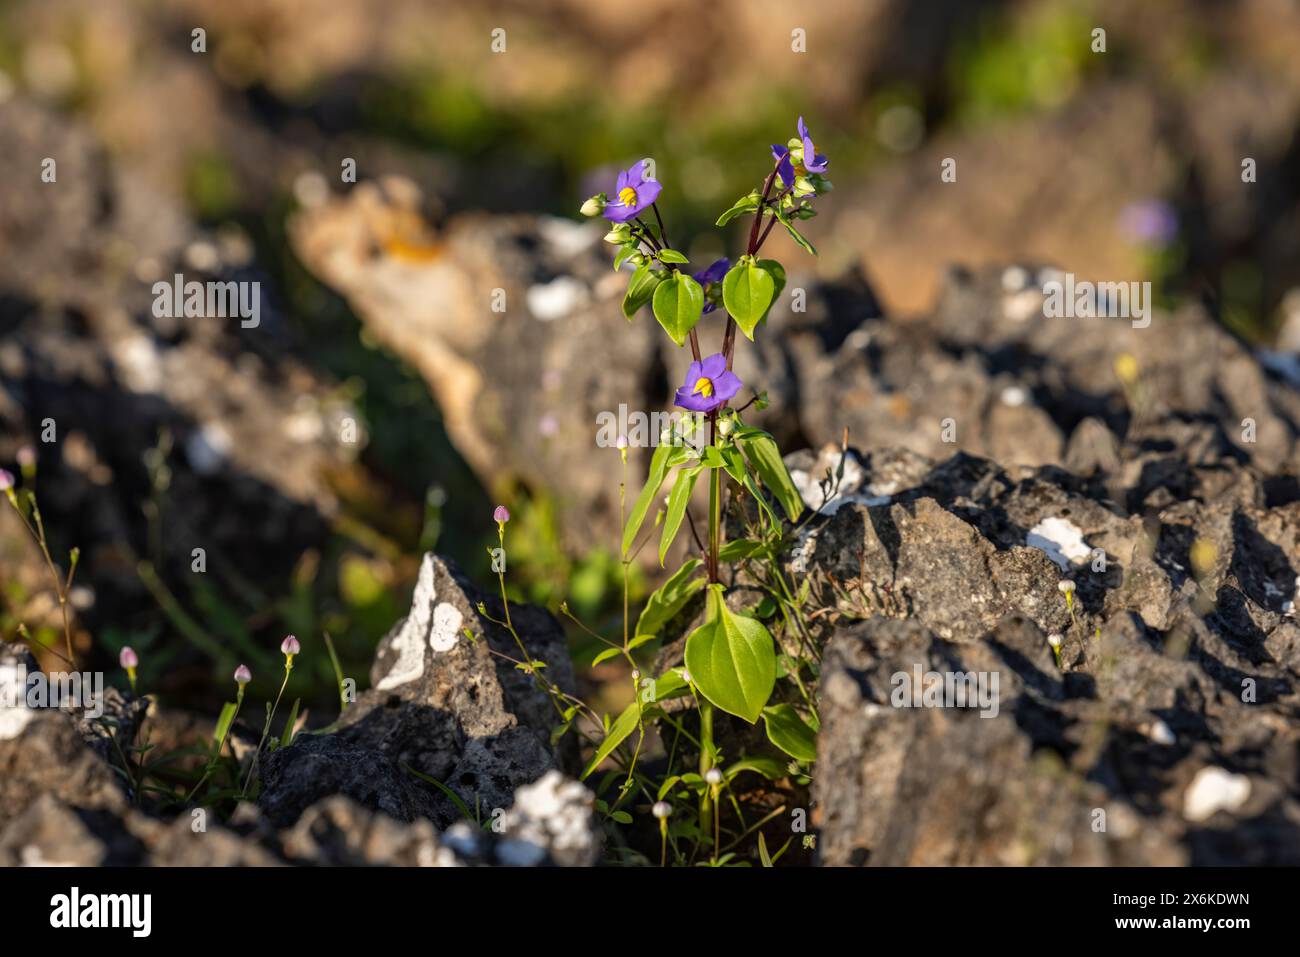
705;768;723;786
652;801;672;819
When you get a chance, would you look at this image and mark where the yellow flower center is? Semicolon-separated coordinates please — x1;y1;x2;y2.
693;376;715;398
619;186;638;207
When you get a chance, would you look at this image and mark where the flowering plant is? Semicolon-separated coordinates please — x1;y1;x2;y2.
572;119;830;859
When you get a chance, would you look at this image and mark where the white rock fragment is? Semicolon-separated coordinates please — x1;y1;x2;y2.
429;601;463;653
1000;385;1027;407
184;422;232;476
0;661;34;741
526;276;588;321
539;216;599;258
376;554;436;690
1183;766;1251;822
500;770;601;867
1026;516;1092;571
1148;719;1175;745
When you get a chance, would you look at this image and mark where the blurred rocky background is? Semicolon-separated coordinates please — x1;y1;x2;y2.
1;0;1299;863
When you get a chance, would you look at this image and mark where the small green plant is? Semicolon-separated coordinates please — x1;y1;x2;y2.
557;118;835;863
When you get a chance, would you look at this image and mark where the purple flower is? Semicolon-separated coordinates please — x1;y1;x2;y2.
693;257;730;314
603;160;663;223
797;116;828;173
674;353;742;413
493;505;510;524
280;635;300;657
1118;200;1177;246
119;647;138;670
771;144;795;188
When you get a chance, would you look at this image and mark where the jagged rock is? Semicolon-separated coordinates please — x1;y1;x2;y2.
801;441;1300;865
316;552;575;824
255;732;442;829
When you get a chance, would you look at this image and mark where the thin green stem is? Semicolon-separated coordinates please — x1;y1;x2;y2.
241;665;291;798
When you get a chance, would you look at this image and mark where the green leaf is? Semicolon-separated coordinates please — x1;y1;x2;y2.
657;249;689;264
715;191;761;226
762;703;818;762
737;429;804;521
683;585;776;724
651;272;705;346
721;261;776;341
582;702;641;779
610;810;634;825
774;208;817;256
718;539;763;562
635;558;705;640
591;646;625;667
622;264;663;321
211;701;237;755
623;442;688;556
278;698;301;750
659;465;702;566
725;756;787;781
613;244;640;271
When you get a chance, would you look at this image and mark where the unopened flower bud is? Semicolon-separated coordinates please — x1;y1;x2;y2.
1047;633;1062;649
1058;580;1075;595
705;767;723;786
119;647;139;670
281;635;301;657
0;469;13;492
652;801;672;819
15;447;35;469
615;435;629;450
493;505;510;524
234;664;252;685
580;193;607;217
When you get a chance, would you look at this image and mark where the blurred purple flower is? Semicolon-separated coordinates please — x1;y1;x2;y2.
494;505;510;524
603;160;662;223
674;354;742;413
0;469;12;492
119;647;138;670
1118;200;1177;246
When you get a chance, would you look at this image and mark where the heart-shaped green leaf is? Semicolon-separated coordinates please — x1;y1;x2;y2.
722;261;776;340
684;584;776;724
651;272;705;346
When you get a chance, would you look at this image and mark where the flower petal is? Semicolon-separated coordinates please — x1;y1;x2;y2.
713;370;743;402
700;353;727;378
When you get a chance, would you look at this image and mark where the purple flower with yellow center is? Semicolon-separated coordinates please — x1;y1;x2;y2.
603;160;662;223
674;353;742;413
797;116;828;173
693;257;730;314
770;144;795;188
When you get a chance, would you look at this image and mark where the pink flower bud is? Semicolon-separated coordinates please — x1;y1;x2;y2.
493;505;510;524
234;664;252;685
0;469;13;491
280;635;300;657
615;435;629;450
15;447;35;468
119;646;139;670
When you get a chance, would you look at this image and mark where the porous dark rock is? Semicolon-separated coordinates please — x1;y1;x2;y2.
798;440;1300;865
329;552;577;825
